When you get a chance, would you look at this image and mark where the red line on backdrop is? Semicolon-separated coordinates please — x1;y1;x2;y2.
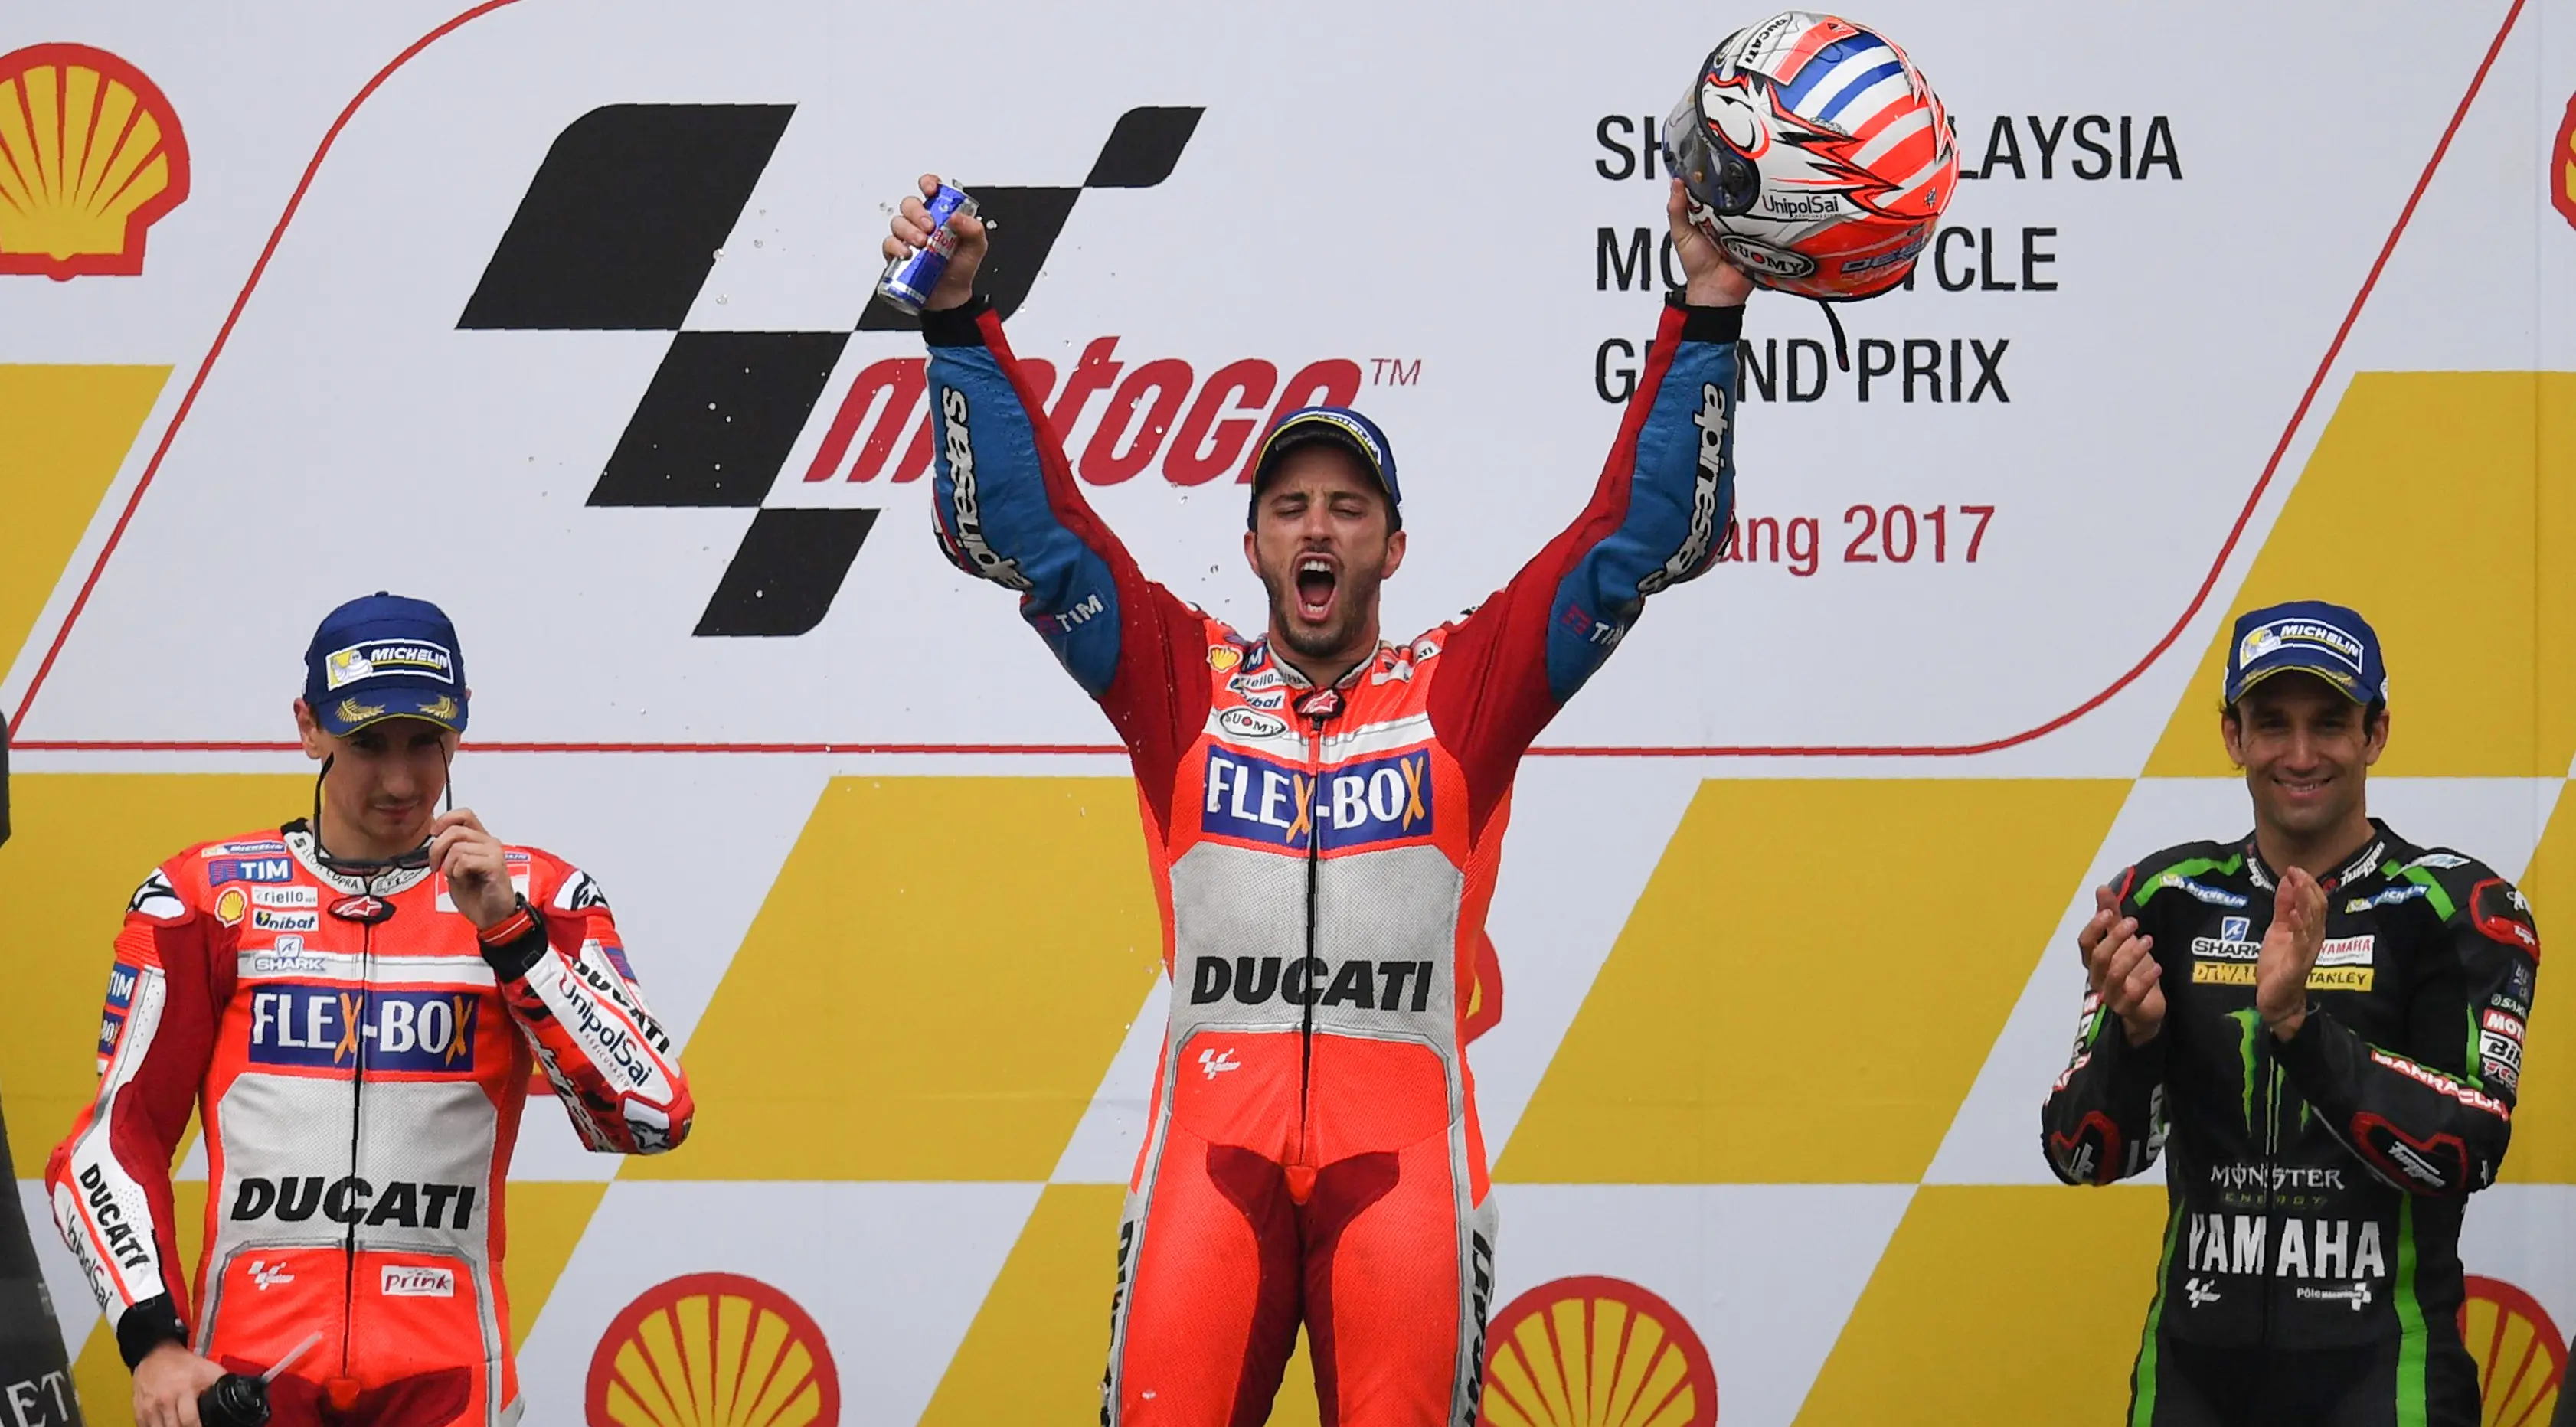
5;0;527;738
8;740;1124;756
5;0;2525;759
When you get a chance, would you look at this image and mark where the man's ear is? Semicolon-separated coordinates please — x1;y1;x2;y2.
293;699;329;761
2218;704;2245;770
1244;527;1260;579
2362;707;2391;769
1381;528;1407;579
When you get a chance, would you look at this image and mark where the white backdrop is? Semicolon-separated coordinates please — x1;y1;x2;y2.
4;3;2571;1424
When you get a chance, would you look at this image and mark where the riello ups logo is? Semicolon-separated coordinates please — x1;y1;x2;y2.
466;103;1376;637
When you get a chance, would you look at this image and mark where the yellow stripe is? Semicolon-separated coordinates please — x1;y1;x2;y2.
2147;372;2576;776
1793;1185;2166;1425
917;1184;1124;1425
0;365;168;678
0;775;308;1176
1498;778;2128;1184
622;777;1162;1181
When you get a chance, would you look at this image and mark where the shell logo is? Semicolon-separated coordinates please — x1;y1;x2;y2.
586;1272;840;1427
2460;1275;2563;1427
1481;1275;1718;1427
0;43;190;280
2555;91;2576;234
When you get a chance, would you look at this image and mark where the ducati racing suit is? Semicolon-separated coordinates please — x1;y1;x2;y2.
2043;821;2541;1427
49;821;694;1426
925;291;1741;1425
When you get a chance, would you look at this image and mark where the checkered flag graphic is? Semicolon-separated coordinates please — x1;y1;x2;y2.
460;103;1203;635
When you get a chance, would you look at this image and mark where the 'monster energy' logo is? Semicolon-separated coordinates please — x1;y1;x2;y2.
1201;746;1434;852
587;1272;839;1427
1479;1275;1718;1427
0;44;190;279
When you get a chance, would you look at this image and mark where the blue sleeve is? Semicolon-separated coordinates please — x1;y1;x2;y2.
924;299;1127;697
1539;299;1740;703
1429;299;1741;826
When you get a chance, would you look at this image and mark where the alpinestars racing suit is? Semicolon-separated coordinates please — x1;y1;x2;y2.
49;821;695;1426
2042;821;2540;1427
924;291;1741;1426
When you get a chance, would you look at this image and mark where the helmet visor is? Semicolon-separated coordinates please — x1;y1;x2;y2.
1663;87;1760;217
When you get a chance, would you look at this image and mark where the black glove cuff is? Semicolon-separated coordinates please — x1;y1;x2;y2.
477;896;552;980
117;1293;188;1370
1663;292;1745;343
920;293;993;346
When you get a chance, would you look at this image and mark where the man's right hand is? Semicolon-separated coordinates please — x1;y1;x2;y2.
134;1340;225;1427
883;172;987;312
2078;882;2165;1047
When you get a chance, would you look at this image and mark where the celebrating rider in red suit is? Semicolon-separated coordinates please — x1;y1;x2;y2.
885;175;1751;1425
48;594;694;1427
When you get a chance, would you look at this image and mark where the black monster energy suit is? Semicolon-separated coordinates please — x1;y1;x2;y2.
2043;821;2542;1427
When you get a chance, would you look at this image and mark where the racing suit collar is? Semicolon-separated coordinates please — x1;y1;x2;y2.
283;820;435;896
1255;638;1383;694
2241;819;2388;894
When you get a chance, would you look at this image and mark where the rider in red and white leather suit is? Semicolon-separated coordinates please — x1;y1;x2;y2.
48;596;691;1427
891;176;1749;1425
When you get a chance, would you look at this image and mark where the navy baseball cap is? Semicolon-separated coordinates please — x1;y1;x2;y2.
2224;600;2388;707
1247;407;1401;528
302;593;469;736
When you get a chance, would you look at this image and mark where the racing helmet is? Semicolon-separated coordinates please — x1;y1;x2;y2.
1663;11;1958;301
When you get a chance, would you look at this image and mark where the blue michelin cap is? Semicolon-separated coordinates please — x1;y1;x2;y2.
2224;599;2388;707
302;593;469;736
1248;406;1401;528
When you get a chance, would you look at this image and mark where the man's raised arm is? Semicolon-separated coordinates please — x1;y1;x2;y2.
1430;180;1749;803
892;175;1210;792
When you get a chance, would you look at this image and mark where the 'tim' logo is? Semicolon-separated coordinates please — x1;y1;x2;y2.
460;103;1202;636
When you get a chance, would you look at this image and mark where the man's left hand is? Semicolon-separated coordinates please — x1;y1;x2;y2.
429;808;516;930
1666;178;1754;309
2255;866;2326;1039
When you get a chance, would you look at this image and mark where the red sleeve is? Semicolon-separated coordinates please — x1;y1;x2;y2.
485;857;694;1155
47;861;225;1360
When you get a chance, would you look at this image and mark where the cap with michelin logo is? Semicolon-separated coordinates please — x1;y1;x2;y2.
302;593;469;736
1248;406;1402;530
2223;599;2388;707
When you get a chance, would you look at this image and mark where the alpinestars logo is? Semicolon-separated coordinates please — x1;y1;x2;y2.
460;103;1205;635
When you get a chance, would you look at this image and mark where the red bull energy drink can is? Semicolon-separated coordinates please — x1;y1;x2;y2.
877;183;979;315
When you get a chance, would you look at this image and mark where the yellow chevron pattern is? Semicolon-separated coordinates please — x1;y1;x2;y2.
5;325;2568;1427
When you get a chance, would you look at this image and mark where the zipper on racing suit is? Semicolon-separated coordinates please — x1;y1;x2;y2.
339;878;383;1388
1293;685;1346;1176
319;870;400;1399
2249;1026;2280;1416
